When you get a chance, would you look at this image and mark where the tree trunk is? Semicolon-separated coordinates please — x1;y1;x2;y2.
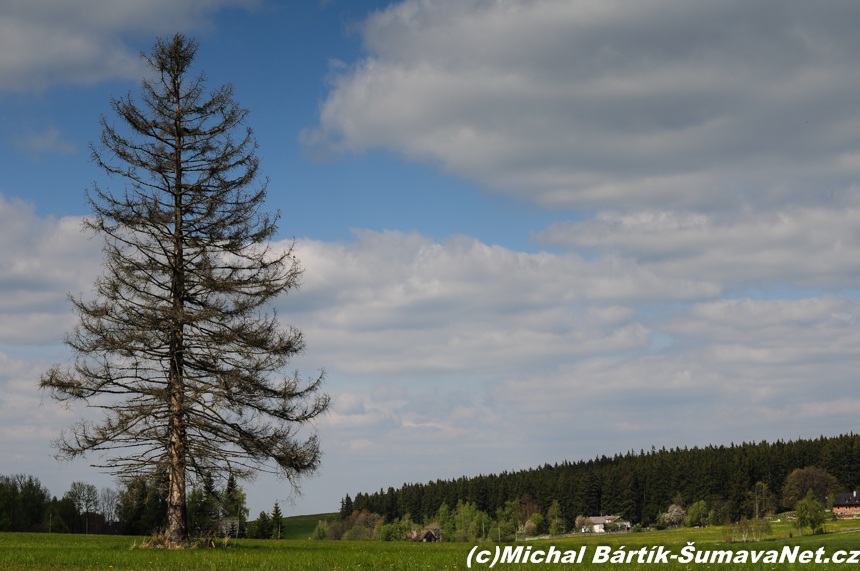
167;352;187;543
166;79;188;546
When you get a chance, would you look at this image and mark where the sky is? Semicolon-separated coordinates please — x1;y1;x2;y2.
3;0;860;520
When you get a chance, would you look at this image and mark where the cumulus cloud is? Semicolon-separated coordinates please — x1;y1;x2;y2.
536;205;860;289
0;0;259;91
304;294;860;483
277;230;724;376
306;0;860;210
0;350;78;462
0;195;100;344
506;296;860;435
4;199;860;508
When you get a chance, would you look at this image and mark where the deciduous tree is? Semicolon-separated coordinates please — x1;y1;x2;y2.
794;489;826;536
664;503;686;528
39;34;329;545
575;515;593;532
546;499;564;535
685;500;708;527
99;487;119;523
749;481;773;519
65;482;99;534
782;467;839;509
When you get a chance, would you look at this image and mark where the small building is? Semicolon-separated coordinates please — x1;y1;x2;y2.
588;515;632;533
833;491;860;514
410;529;440;542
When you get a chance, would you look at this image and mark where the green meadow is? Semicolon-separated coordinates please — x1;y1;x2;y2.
3;519;860;571
279;513;339;541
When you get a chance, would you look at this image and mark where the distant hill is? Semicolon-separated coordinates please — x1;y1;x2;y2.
280;512;338;540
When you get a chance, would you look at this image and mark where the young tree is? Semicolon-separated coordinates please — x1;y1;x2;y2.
253;510;273;540
685;500;708;527
39;34;329;545
546;500;564;535
222;475;248;537
750;481;773;519
270;501;284;540
794;489;826;536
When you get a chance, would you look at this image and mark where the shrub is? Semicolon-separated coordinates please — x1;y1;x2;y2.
377;523;398;541
326;520;347;541
523;520;538;537
529;513;546;534
311;520;328;540
342;525;372;541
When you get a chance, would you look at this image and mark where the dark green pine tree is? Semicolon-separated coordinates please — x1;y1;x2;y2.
270;501;283;540
340;494;353;520
383;487;398;521
222;475;248;537
254;511;272;540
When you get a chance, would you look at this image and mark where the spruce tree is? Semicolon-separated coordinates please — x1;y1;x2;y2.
39;34;329;545
222;475;248;537
340;494;353;519
270;501;283;539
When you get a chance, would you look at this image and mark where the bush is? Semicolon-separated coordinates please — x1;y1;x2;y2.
523;520;538;537
529;513;546;535
311;520;328;540
326;520;347;541
342;525;372;541
377;523;398;541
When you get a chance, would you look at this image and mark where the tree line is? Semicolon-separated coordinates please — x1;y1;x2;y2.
339;433;860;531
1;474;118;534
0;472;250;537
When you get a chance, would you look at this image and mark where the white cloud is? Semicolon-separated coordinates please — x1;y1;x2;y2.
0;195;100;344
536;205;860;289
278;230;722;376
481;295;860;455
304;294;860;486
307;0;860;210
13;127;76;156
3;198;860;512
0;351;77;456
0;0;259;91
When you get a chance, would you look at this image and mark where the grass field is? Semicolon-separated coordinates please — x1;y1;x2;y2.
3;519;860;571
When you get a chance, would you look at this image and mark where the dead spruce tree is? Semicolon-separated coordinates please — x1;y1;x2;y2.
40;34;329;545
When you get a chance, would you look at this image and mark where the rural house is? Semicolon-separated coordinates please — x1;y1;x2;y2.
586;515;632;533
833;491;860;514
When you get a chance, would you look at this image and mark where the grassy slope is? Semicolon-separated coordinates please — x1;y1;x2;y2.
280;513;338;540
3;519;860;570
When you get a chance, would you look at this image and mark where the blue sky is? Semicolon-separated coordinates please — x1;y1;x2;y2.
4;0;860;519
